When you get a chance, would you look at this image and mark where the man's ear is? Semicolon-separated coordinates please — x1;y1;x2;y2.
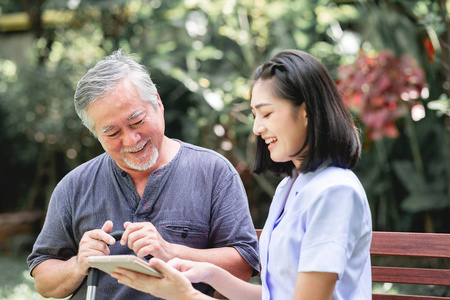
156;93;164;111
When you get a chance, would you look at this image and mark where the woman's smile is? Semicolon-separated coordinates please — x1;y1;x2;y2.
264;137;278;150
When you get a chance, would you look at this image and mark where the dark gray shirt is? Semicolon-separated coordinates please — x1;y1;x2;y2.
28;141;259;299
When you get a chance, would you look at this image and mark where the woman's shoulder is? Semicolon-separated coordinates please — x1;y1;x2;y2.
300;166;366;200
309;166;361;187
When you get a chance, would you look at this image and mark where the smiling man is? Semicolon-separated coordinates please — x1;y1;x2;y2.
27;49;259;300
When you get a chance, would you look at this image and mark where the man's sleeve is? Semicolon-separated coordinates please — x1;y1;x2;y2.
27;182;78;275
209;164;260;275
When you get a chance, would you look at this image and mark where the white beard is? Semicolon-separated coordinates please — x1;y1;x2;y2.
123;145;159;171
121;138;159;171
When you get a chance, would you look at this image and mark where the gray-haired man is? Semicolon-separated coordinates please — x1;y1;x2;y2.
28;49;259;299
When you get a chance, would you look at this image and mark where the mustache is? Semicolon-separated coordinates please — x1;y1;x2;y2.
120;138;150;153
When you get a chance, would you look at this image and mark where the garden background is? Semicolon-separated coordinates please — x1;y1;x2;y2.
0;0;449;298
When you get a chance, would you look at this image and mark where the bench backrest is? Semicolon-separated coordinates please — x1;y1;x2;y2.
371;231;450;299
255;230;450;299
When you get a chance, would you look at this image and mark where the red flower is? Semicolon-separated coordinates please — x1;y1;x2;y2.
337;50;427;142
423;37;435;63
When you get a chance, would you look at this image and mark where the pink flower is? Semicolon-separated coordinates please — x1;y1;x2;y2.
337;50;427;142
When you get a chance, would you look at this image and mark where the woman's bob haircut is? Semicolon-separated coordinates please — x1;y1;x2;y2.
252;49;361;176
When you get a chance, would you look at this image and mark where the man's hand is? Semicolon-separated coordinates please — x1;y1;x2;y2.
77;220;116;275
120;222;173;261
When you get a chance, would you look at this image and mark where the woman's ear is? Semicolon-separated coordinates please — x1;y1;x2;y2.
299;102;308;124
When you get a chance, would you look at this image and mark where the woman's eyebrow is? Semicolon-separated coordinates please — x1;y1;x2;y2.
251;103;272;110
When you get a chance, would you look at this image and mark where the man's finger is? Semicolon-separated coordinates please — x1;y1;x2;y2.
87;223;115;245
120;222;144;246
101;220;114;233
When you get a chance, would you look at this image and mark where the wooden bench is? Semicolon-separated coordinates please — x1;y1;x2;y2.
255;230;450;299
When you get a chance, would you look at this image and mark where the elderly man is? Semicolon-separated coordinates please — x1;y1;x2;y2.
27;49;259;299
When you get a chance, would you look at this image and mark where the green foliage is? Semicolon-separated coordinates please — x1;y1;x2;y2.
344;0;450;232
0;254;67;299
0;0;22;14
0;0;448;232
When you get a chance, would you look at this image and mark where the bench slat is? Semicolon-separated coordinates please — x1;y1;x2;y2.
371;232;450;258
373;294;450;300
372;266;450;286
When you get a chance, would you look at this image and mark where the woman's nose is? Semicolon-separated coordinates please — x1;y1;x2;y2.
253;121;265;136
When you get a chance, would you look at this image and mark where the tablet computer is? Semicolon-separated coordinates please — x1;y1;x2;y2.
88;255;163;278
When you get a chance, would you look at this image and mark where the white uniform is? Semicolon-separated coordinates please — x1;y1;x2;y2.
259;166;372;300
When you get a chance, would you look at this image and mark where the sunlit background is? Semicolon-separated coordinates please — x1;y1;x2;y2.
0;0;449;298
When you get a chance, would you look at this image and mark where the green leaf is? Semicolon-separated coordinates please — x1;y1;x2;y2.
401;193;450;213
392;160;427;194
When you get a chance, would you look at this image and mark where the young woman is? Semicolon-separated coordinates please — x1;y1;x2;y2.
110;49;372;300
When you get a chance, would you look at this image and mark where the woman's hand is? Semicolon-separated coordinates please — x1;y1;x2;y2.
111;258;214;300
167;257;215;284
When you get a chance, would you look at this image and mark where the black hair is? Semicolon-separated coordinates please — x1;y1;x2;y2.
251;50;361;176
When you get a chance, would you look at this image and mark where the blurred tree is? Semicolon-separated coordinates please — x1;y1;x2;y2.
0;0;448;233
337;0;450;232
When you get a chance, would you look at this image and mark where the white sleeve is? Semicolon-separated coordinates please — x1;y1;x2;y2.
297;184;366;279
